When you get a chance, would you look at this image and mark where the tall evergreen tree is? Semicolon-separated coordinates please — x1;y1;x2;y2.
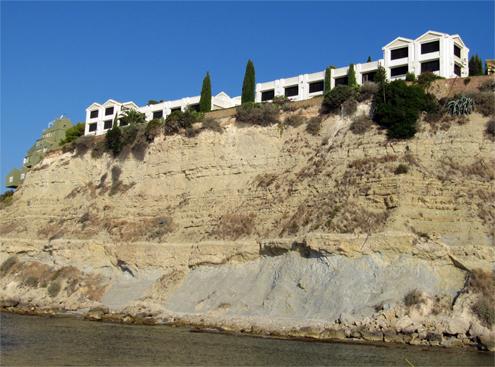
199;72;212;112
324;66;335;94
374;66;387;85
347;64;358;88
241;60;256;104
367;56;372;62
469;54;483;76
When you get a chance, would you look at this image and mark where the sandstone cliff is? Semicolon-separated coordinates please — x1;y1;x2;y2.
1;101;494;350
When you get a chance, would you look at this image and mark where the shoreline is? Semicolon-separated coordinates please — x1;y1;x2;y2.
2;305;492;353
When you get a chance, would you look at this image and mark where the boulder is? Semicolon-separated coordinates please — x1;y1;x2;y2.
446;317;470;336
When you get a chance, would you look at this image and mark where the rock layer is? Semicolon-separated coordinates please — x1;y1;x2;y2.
1;105;494;350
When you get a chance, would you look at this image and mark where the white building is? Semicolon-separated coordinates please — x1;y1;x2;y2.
85;30;469;136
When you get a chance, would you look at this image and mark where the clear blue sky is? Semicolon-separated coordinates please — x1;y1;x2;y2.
1;1;494;190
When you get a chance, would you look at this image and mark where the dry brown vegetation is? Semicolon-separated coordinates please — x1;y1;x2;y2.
468;269;495;327
350;114;373;135
404;289;426;307
439;158;495;182
212;212;256;240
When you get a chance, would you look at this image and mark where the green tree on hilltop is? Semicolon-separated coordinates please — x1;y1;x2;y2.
241;60;256;104
199;72;212;112
324;66;335;94
347;64;358;88
469;54;483;76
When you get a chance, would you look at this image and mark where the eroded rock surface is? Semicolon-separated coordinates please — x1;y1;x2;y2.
1;104;494;350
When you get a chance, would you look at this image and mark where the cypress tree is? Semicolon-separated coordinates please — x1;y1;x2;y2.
199;72;212;112
374;65;387;85
324;66;334;94
469;54;483;76
347;64;358;88
367;56;372;62
241;60;256;104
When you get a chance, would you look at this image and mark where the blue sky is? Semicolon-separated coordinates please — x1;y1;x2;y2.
1;1;494;190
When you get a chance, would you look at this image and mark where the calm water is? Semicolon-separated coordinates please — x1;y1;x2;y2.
0;313;493;366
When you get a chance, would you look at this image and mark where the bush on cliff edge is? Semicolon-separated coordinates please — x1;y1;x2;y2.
372;80;437;139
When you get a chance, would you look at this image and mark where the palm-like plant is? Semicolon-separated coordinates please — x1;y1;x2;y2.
447;95;475;116
119;109;146;125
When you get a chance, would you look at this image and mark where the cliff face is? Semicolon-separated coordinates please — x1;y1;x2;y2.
1;103;494;349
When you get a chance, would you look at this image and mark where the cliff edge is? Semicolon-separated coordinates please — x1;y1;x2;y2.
1;99;494;350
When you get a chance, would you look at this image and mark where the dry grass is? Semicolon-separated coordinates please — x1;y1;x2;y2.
305;117;322;136
468;269;495;297
404;289;426;307
0;256;18;275
212;212;256;240
468;269;495;327
350;115;373;135
284;113;306;128
439;158;495;182
254;173;278;189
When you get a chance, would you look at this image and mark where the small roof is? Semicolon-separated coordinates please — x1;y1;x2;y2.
451;34;468;50
102;99;123;107
415;30;447;42
86;102;101;111
382;36;413;50
122;101;139;109
214;91;231;98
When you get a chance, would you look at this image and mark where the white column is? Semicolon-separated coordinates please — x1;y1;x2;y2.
255;83;261;103
299;74;307;100
355;64;363;86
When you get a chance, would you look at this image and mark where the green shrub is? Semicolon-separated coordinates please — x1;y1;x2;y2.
306;116;322;136
272;96;293;111
119;109;146;125
122;123;139;146
284;113;306;128
417;72;443;89
357;82;379;102
469;91;495;116
147;99;163;105
105;125;123;156
478;79;495;92
60;123;85;145
201;118;223;133
235;103;279;126
472;298;495;327
164;110;203;135
447;95;475;116
322;85;356;113
486;118;495;138
144;118;163;141
405;72;416;82
272;95;290;106
373;80;436;139
350;115;372;135
394;164;409;175
241;59;256;104
0;256;17;274
404;289;425;306
47;282;61;298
